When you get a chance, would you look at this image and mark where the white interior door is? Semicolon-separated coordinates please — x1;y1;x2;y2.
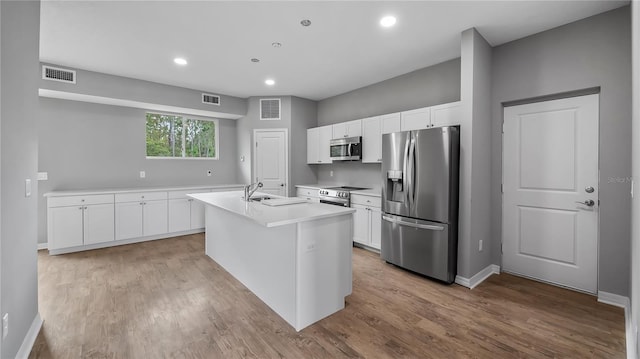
254;129;288;196
502;94;599;294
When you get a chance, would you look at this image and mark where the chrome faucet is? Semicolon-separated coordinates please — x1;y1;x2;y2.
243;182;263;201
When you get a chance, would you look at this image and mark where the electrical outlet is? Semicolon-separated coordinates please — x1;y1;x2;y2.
3;313;8;339
139;171;146;178
207;170;212;177
37;172;48;181
479;240;483;251
305;240;317;253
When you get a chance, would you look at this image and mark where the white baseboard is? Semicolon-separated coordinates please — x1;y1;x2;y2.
16;312;42;359
37;243;48;250
455;264;500;289
597;291;636;359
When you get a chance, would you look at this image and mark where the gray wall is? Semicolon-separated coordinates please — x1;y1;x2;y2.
491;6;632;296
38;99;239;244
631;0;639;353
317;58;460;126
316;58;461;187
458;28;493;279
1;1;40;358
40;64;247;119
290;96;318;188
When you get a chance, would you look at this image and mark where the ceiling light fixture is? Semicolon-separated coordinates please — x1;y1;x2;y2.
380;16;397;28
272;42;282;48
173;57;188;65
265;79;275;86
300;19;311;27
251;58;260;63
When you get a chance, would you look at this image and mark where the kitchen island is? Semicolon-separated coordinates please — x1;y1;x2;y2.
188;191;355;331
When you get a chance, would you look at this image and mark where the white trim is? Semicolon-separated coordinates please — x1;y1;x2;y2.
597;292;636;359
253;129;289;196
37;243;48;251
38;89;243;120
455;264;500;289
15;313;42;359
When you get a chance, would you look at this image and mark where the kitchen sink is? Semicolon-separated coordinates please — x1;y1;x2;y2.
248;196;272;202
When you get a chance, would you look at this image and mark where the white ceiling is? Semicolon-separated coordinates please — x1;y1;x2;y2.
40;1;628;101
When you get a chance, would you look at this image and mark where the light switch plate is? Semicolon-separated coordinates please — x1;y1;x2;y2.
139;171;146;178
25;179;31;197
3;313;8;339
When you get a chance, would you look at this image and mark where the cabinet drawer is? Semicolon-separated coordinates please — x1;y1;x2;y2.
48;194;114;208
296;188;319;198
116;191;167;203
351;194;381;207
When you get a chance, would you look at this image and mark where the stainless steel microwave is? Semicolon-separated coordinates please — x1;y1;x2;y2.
330;136;362;161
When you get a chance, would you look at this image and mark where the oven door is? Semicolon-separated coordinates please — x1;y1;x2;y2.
319;198;349;207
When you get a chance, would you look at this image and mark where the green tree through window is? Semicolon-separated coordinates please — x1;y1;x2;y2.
146;113;218;159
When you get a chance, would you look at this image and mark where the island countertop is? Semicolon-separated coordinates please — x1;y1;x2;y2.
188;191;355;228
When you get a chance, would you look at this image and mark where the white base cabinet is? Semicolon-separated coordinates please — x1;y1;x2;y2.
47;194;115;250
45;185;243;254
351;194;382;250
296;187;320;203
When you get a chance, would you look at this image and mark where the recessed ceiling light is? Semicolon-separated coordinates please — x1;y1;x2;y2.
173;57;188;65
300;19;311;27
380;16;397;28
272;42;282;48
251;58;260;63
265;79;275;86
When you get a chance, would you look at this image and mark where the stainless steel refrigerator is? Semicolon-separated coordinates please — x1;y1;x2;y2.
381;126;460;283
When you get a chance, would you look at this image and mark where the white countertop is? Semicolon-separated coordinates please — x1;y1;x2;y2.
188;191;355;228
295;184;381;197
44;184;245;197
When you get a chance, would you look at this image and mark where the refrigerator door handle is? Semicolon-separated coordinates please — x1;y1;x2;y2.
403;133;411;204
382;215;445;231
408;135;416;206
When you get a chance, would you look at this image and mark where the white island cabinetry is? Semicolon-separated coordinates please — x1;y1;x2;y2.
189;191;354;332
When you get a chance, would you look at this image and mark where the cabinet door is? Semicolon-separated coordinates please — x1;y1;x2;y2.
401;107;431;131
190;199;206;229
48;206;84;249
352;204;369;245
318;125;334;163
362;116;382;163
346;119;362;137
115;202;143;240
332;122;347;139
143;200;168;236
83;203;115;245
369;207;382;250
430;101;462;127
306;127;320;164
381;113;401;134
168;198;191;233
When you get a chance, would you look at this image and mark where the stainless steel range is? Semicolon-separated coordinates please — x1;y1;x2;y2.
318;186;370;207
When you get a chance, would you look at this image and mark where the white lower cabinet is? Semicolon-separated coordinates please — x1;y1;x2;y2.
296;187;320;203
168;197;206;232
115;191;168;240
47;194;115;250
351;194;382;250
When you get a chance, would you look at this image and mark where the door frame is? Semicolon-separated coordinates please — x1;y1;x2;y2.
500;93;601;294
253;128;289;196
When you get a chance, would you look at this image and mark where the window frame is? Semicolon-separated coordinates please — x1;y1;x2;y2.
145;111;220;160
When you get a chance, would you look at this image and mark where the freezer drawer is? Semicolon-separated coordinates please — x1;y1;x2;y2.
381;214;457;283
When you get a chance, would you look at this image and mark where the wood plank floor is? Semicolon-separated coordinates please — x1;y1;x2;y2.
30;234;625;358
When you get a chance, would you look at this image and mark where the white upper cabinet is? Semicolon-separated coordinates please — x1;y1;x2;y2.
332;119;362;139
362;116;382;163
401;107;431;131
430;101;462;127
381;113;401;134
307;125;333;164
401;102;461;131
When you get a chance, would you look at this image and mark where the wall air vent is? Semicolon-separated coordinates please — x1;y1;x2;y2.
202;93;220;106
42;65;76;84
260;98;281;120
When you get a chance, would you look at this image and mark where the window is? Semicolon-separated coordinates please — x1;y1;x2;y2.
145;112;218;159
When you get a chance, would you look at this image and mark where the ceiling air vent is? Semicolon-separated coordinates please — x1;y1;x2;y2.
42;65;76;84
202;93;220;106
260;98;281;120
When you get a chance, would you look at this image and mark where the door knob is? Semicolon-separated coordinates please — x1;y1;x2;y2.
576;199;595;207
585;186;595;193
280;183;285;187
